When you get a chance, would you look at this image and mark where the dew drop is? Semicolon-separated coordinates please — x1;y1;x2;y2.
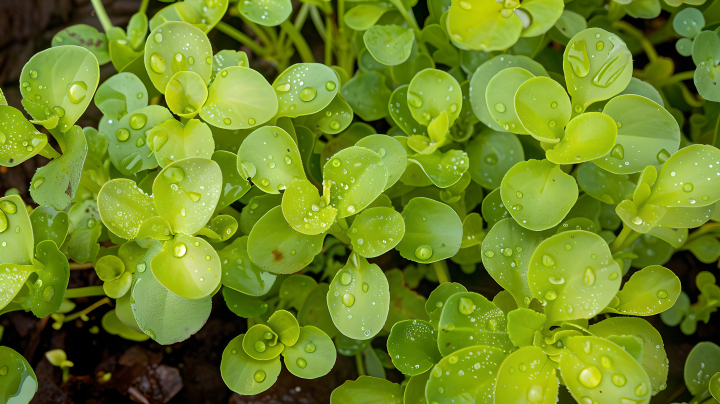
136;262;146;273
542;254;555;266
362;282;369;293
578;366;602;388
611;144;624;160
325;81;336;91
305;343;316;353
150;53;166;73
342;293;355;307
43;286;55;302
66;81;88;104
657;290;668;299
656;149;670;164
494;103;506;113
300;87;317;102
296;358;307;368
545;290;557;300
254;370;266;382
612;374;627;387
596;41;605;51
683;183;694;192
415;245;433;260
340;272;352;285
526;385;544;403
458;297;475;315
32;177;45;189
484;250;495;258
116;128;130;142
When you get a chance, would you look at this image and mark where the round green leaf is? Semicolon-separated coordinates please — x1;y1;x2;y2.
20;45;100;132
355;134;408;190
407;68;462;126
685;342;720;395
481;218;553;306
387;319;441;376
29;125;88;210
279;274;318;310
282;325;336;379
98;179;157;240
560;336;652;404
564;28;632;111
545;112;617;164
466;129;524;189
614;265;681;315
327;254;390;340
577;162;634;205
29;207;68;250
146;118;215;167
447;0;522;51
500;159;578;231
528;230;621;324
144;21;212;93
219;236;276;296
331;376;402;404
201;66;277;130
0;106;48;167
131;240;212;344
348;207;405;258
237;0;292;26
0;346;38;404
646;144;720;208
95;255;125;282
101;309;150;341
425;345;506;404
238;126;305;194
165;71;208;118
52;24;110;65
595;95;680;174
486;67;535;134
437;292;513;355
674;8;704;38
243;324;284;360
407;149;470;188
150;0;229;33
470;54;548;132
324;146;389;218
223;287;269;318
30;240;70;318
151;234;221;299
396;197;462;263
248;206;324;274
0;196;33;262
93;72;148;121
221;334;281;395
345;4;394;31
102;105;173;175
589;317;668;394
273;63;340;118
295;93;354;135
515;76;572;143
364;25;414;66
152;157;222;235
212;151;251;212
282;179;337;235
495;346;559;404
211;50;249;81
389;85;427;137
298;283;339;338
341;70;392;121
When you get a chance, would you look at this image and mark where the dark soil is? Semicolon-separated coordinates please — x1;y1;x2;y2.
0;1;718;403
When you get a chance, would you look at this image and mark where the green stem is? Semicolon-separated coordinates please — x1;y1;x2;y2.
685;222;720;244
688;390;711;404
80;172;102;195
610;225;633;252
280;20;315;63
63;297;111;322
138;0;150;14
433;261;450;284
295;3;311;31
387;0;420;37
64;286;106;299
216;22;269;56
69;262;94;270
238;15;275;49
676;82;705;107
90;0;113;33
309;5;327;40
612;20;657;61
325;14;334;66
655;70;696;87
38;143;61;160
355;353;366;376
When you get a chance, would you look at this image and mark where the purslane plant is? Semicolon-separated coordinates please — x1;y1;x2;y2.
1;0;720;403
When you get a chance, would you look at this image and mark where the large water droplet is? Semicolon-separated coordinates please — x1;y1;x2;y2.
634;382;648;397
164;167;185;183
32;177;45;189
611;144;624;160
173;243;187;258
526;385;544;403
583;267;596;286
612;374;626;387
276;83;291;92
43;286;55;302
657;290;668;299
150;53;166;73
458;297;475;315
255;341;266;352
415;245;433;260
305;343;316;353
300;87;317;102
130;113;147;130
342;293;355;307
683;183;694;192
340;272;352;285
254;370;266;382
1;200;18;214
494;103;506;113
407;92;423;108
151;131;168;151
568;39;591;78
596;41;605;51
578;366;602;389
545;290;557;300
542;254;555;266
657;149;670;164
296;358;307;368
66;81;88;104
136;262;147;272
53;106;65;117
